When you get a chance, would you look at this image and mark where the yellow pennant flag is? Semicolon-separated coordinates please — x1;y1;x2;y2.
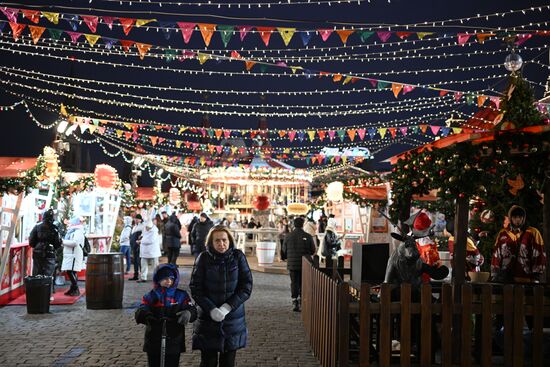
88;124;98;134
307;130;316;142
42;12;59;24
136;19;156;27
477;95;488;107
342;76;353;85
392;83;403;98
290;66;302;74
175;140;183;148
28;26;45;44
416;32;433;40
85;34;100;47
124;123;133;130
378;128;387;139
277;27;296;46
136;43;152;60
452;127;463;134
116;130;123;138
342;156;348;164
197;53;211;65
231;147;238;155
178;127;187;134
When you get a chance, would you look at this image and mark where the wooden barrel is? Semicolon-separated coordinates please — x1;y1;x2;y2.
85;253;124;309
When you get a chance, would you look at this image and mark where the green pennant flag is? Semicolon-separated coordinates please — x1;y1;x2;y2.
92;119;100;126
358;31;374;42
465;94;475;105
48;28;63;40
377;81;389;90
306;157;311;166
207;129;214;138
164;49;178;63
337;130;346;141
217;25;234;48
409;126;419;134
259;64;268;73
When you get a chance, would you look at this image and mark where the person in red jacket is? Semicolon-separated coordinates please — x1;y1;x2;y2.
491;205;546;283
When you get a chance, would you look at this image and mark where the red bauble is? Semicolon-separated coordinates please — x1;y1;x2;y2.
252;195;270;211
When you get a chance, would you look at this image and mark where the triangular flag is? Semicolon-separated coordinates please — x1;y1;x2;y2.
164;49;178;62
454;92;463;101
490;96;501;109
317;29;333;42
378;128;387;139
21;10;40;24
439;90;449;97
416;32;433;40
48;28;63;40
368;128;377;139
65;15;79;31
103;37;117;49
287;130;296;142
218;25;234;47
477;95;488;107
476;33;494;44
368;78;378;88
430;125;440;135
318;130;326;141
85;34;100;47
440;127;450;137
175;140;183;148
392;83;403;98
88;124;98;134
328;130;336;141
278;130;287;138
337;130;346;141
150;136;158;146
358;31;374;42
116;129;124;138
300;31;313;46
245;60;256;71
102;16;115;29
256;27;275;46
402;84;416;95
357;129;366;140
307;130;316;142
136;19;155;27
42;12;59;24
297;132;305;141
388;128;397;139
29;26;45;44
419;125;428;134
66;31;82;44
465;94;475;105
333;74;343;82
278;27;296;46
198;23;216;46
0;22;5;33
1;8;19;23
342;76;353;85
119;40;135;52
377;81;389;90
347;129;357;141
9;22;25;41
236;26;252;42
377;31;392;43
336;29;354;45
452;127;463;134
457;33;472;45
395;31;413;40
81;15;98;33
230;50;242;59
214;129;223;139
159;22;175;40
136;43;152;59
399;127;408;136
216;146;223;154
515;33;533;46
197;53;211;64
119;18;135;35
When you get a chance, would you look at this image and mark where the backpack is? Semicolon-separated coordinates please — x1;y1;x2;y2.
82;237;91;257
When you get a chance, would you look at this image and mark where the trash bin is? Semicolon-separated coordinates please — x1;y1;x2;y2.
24;275;52;314
86;253;124;309
256;241;277;266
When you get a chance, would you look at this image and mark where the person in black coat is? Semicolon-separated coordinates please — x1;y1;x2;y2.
190;225;253;367
135;264;197;367
190;213;214;257
187;215;199;252
28;209;62;293
164;213;182;265
281;217;316;312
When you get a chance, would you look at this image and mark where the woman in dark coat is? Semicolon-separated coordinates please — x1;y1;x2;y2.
190;213;214;257
190;225;253;367
164;213;182;265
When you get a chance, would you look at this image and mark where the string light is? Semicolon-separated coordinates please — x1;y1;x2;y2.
96;0;374;8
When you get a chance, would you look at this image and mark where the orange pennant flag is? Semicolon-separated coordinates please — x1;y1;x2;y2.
333;74;343;82
136;43;152;59
388;128;397;139
336;29;354;45
278;130;286;138
215;129;223;139
150;136;158;146
256;27;275;46
347;129;356;141
419;124;428;134
245;61;256;71
29;26;45;44
198;23;216;46
392;83;403;98
476;33;495;44
477;95;488;107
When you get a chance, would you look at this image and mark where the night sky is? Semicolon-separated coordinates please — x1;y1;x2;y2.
0;0;549;183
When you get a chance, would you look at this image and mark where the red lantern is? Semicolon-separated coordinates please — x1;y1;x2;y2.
252;195;270;211
94;164;118;190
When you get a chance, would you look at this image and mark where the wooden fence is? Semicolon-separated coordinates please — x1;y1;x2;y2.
301;256;550;367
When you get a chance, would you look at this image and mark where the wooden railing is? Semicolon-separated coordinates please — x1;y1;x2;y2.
301;256;550;367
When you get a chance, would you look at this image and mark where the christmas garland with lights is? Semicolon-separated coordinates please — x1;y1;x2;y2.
0;155;46;194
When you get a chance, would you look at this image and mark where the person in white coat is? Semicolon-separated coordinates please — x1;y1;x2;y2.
62;217;86;296
138;218;162;283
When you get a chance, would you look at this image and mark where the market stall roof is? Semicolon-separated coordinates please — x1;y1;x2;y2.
250;156;294;170
136;187;155;201
347;185;438;201
0;157;37;178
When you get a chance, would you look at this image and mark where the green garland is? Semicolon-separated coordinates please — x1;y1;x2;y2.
0;155;46;194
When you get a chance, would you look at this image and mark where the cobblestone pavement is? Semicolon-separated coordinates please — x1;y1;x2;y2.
0;264;320;367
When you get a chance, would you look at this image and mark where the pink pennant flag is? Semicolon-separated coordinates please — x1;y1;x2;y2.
368;78;378;88
236;26;252;42
223;130;231;139
66;31;82;44
192;143;199;150
490;96;501;109
216;146;223;154
1;8;19;23
376;31;392;43
454;92;463;101
317;29;333;42
328;130;336;141
457;33;472;45
230;50;242;59
334;156;341;163
177;22;195;43
402;85;416;95
102;16;115;29
357;129;366;140
430;125;440;135
287;130;296;142
81;15;98;33
399;127;408;136
515;33;533;46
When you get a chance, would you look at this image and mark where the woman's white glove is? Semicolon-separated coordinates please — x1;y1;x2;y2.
210;308;225;322
219;303;232;317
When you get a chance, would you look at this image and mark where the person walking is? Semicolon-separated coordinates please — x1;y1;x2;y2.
139;218;162;283
61;217;86;296
164;213;182;265
320;217;345;260
187;215;199;254
281;217;316;312
135;264;197;367
190;213;214;257
190;225;253;367
120;216;133;274
129;214;145;281
303;217;318;249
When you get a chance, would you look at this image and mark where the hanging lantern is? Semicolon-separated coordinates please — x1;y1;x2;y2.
287;202;310;215
252;195;270;211
504;51;523;72
326;181;344;202
169;188;181;205
94;164;118;190
42;146;59;182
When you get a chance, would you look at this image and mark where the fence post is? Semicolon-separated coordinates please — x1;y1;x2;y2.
441;284;452;367
359;283;371;367
400;283;412;367
338;282;350;367
461;284;472;367
421;284;433;367
379;283;391;367
513;286;525;367
533;286;543;367
480;284;492;367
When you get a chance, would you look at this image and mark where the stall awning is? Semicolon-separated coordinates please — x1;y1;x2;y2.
136;187;154;201
348;185;438;201
0;157;37;178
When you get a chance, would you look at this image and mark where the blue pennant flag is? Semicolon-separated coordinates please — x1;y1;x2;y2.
65;14;80;32
0;22;6;33
368;128;377;139
103;37;117;49
297;131;305;141
159;22;175;40
440;127;450;137
300;31;313;46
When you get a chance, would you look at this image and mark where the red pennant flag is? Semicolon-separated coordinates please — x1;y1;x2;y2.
287;131;296;142
457;33;472;45
317;29;333;42
454;92;463;101
9;22;26;41
439;90;449;97
388;128;397;139
136;43;152;59
395;31;413;40
119;18;135;35
119;40;135;52
318;130;326;141
336;29;354;45
357;129;366;140
81;15;98;33
124;132;132;140
515;33;533;46
66;31;82;44
198;23;216;46
402;85;416;95
21;10;40;24
102;16;115;29
177;22;195;43
256;27;275;46
231;50;242;59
